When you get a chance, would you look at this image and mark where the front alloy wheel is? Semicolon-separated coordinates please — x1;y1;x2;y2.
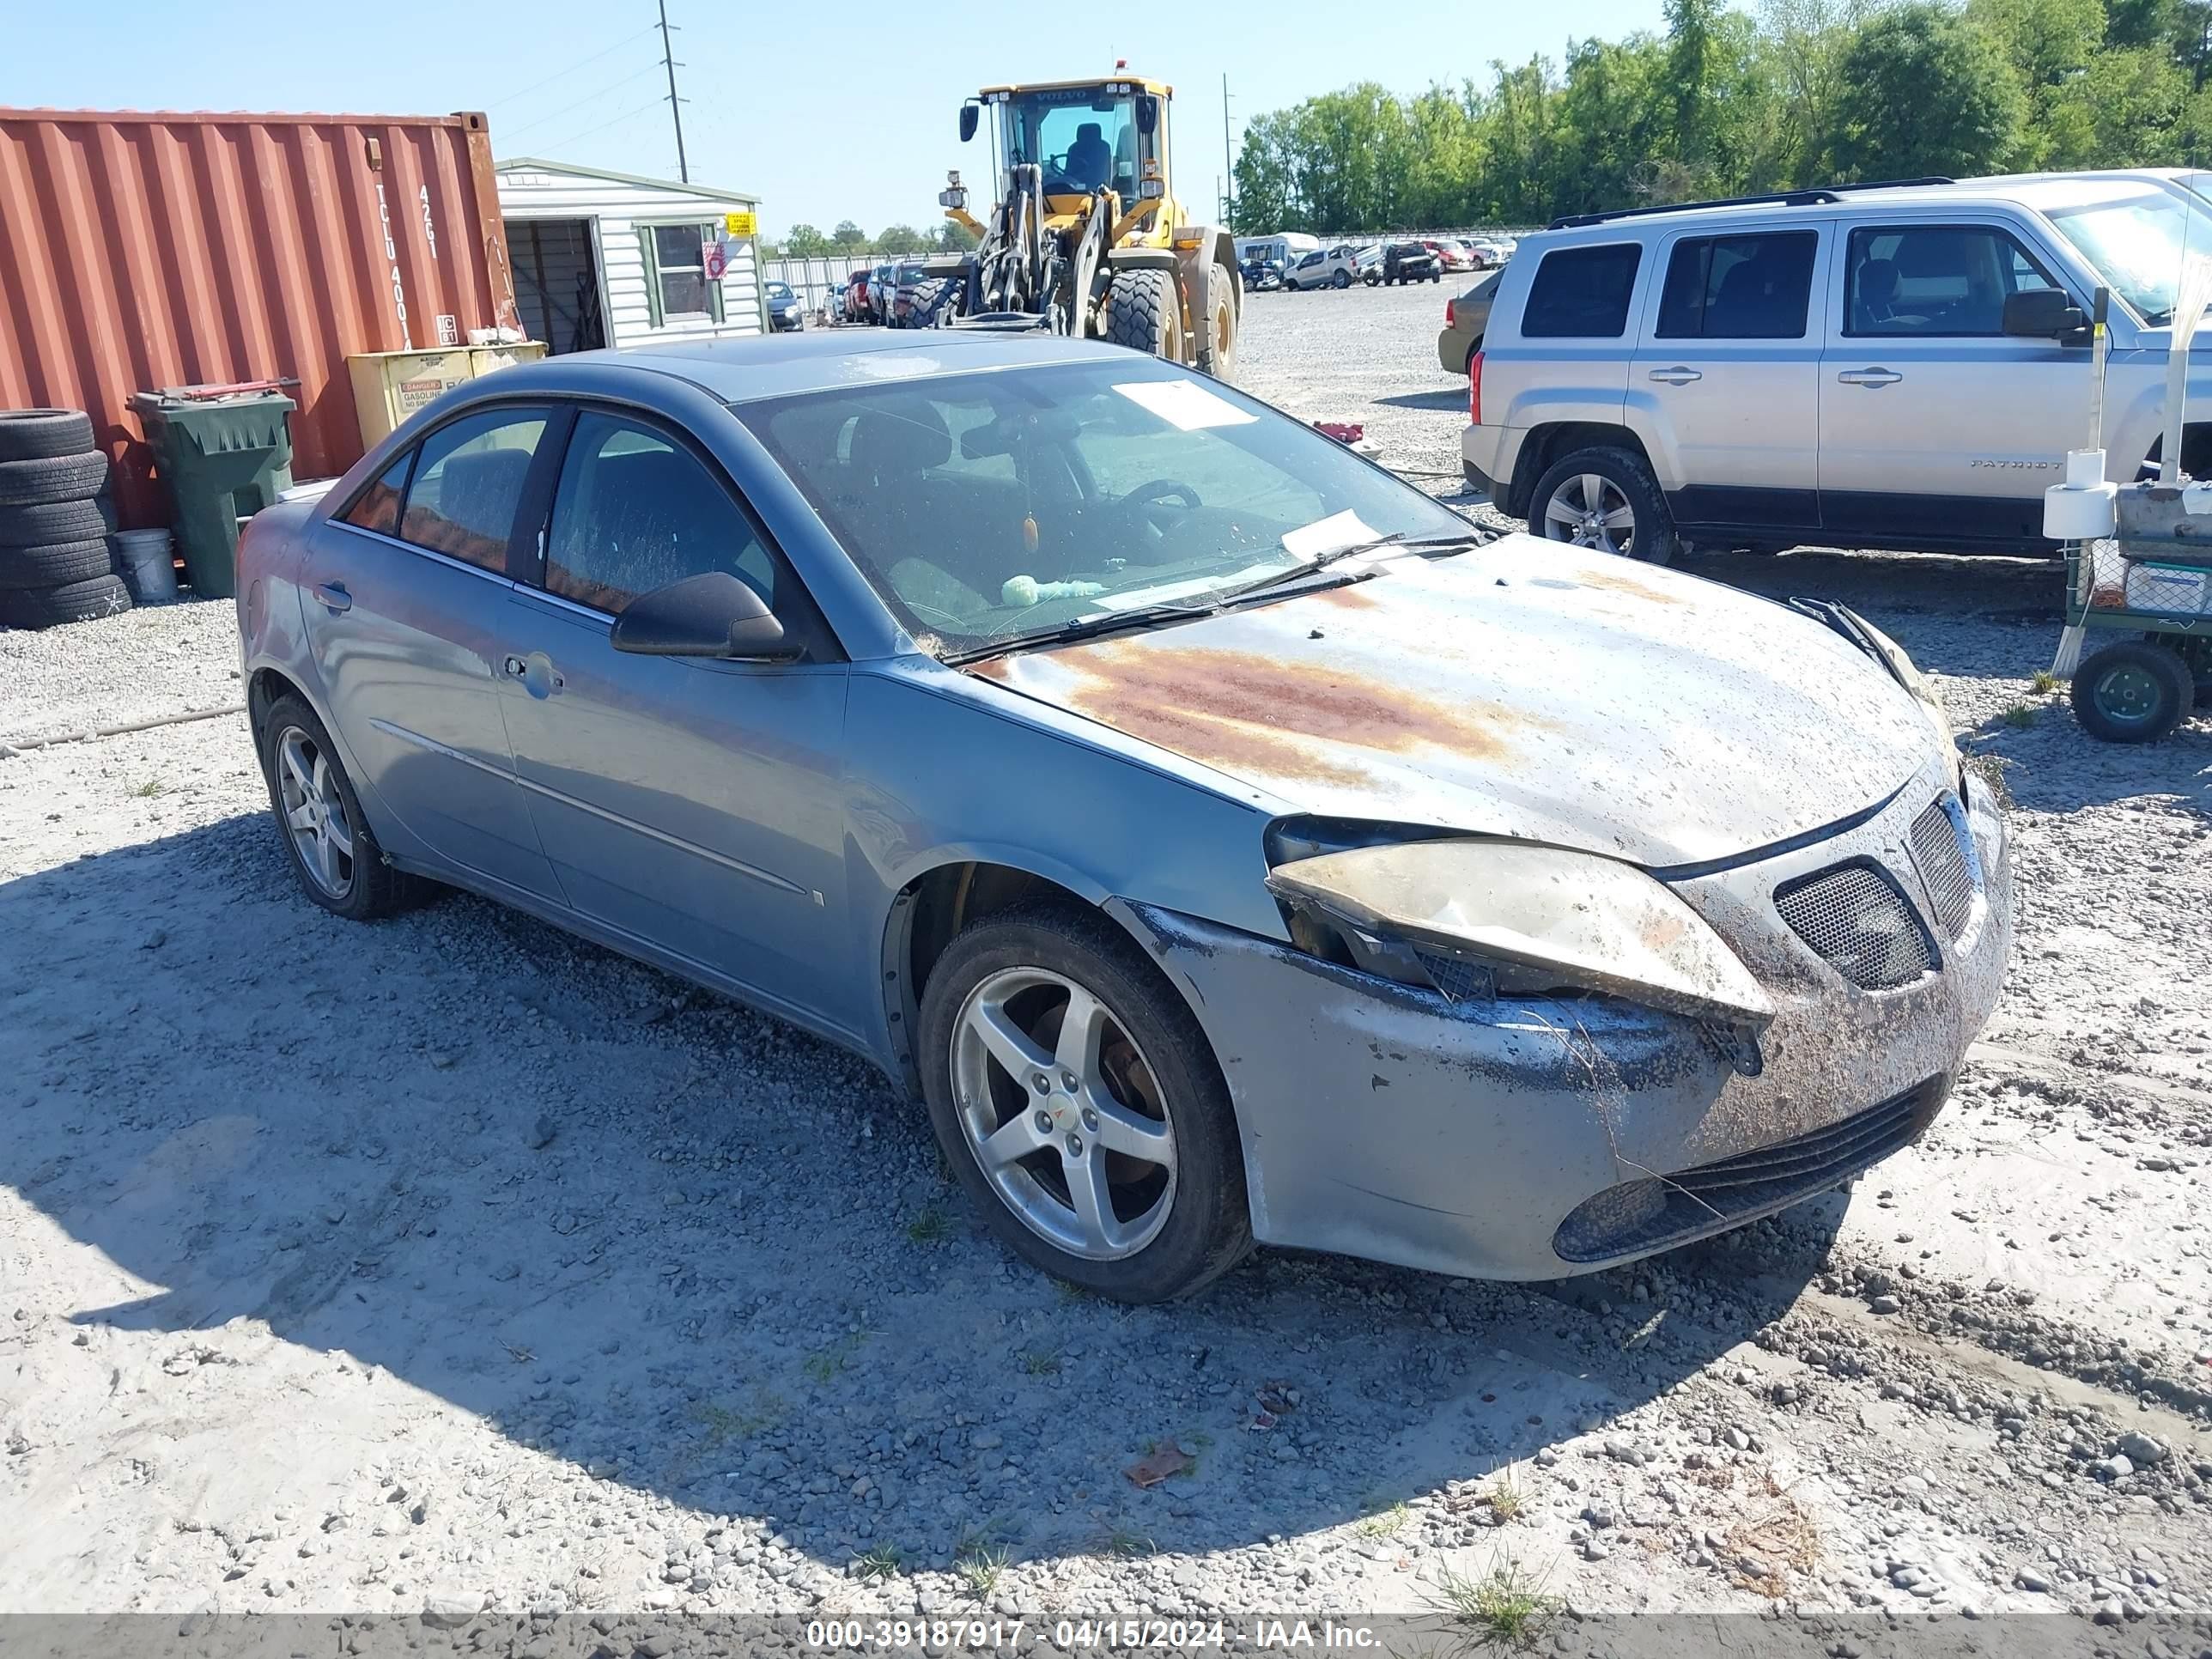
276;725;356;900
951;966;1176;1260
918;902;1252;1302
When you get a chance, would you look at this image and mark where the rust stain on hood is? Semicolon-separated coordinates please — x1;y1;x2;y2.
958;535;1940;868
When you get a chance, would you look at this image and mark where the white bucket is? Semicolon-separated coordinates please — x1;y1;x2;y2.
113;528;179;604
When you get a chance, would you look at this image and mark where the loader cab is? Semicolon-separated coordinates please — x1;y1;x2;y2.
969;78;1171;223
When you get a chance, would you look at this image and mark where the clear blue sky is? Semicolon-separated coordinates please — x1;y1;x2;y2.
5;1;1668;238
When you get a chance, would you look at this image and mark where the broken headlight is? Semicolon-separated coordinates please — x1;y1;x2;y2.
1264;832;1775;1030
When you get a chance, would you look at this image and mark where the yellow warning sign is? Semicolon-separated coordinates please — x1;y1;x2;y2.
724;210;758;238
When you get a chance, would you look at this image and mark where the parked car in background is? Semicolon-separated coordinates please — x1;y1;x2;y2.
1428;240;1476;273
837;269;875;324
1437;267;1503;374
1463;174;2212;563
1241;258;1284;292
1368;241;1442;285
237;329;2008;1304
866;264;900;323
1283;246;1362;290
1468;238;1516;269
765;280;804;332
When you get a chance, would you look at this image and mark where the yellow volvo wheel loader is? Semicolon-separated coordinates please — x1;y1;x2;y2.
921;71;1241;379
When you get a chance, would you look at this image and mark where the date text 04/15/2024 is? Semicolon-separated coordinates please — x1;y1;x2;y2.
803;1619;1385;1650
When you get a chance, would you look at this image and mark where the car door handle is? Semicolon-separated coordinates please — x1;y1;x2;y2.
1837;368;1904;387
1646;366;1703;385
313;581;351;613
505;653;564;696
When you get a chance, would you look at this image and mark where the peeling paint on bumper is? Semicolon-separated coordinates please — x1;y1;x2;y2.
1110;763;2013;1283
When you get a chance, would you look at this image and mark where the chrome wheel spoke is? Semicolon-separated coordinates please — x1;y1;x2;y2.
1577;474;1607;514
280;740;314;799
1599;502;1636;530
1054;984;1108;1079
1084;1091;1174;1169
1543;497;1580;530
322;810;354;861
1063;1144;1121;1253
978;1110;1049;1169
286;802;318;832
967;997;1054;1084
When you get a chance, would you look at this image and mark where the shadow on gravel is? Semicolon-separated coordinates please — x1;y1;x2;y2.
1371;391;1469;412
5;810;1836;1579
1673;546;2066;618
1961;709;2212;817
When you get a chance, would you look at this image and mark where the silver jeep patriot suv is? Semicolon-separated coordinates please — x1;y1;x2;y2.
1462;173;2212;562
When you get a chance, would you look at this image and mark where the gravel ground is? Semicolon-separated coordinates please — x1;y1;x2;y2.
3;289;2210;1644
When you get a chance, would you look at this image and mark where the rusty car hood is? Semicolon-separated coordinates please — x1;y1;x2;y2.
965;534;1942;869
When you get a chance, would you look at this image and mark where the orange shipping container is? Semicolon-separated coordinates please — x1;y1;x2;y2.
0;106;525;526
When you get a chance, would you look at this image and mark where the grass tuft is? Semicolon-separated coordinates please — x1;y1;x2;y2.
852;1543;902;1582
1100;1525;1156;1559
905;1206;953;1245
2031;669;2059;695
955;1543;1010;1598
1356;1498;1410;1539
1428;1556;1561;1650
1021;1346;1061;1376
2001;701;2038;729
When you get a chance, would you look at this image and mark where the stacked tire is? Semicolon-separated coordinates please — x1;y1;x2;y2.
0;409;131;630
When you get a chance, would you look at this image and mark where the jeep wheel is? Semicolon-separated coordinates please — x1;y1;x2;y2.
1531;447;1678;564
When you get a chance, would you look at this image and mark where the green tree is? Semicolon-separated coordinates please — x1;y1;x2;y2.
782;222;833;257
830;220;869;253
1970;0;2106;162
1826;3;2027;179
875;223;926;253
932;218;981;252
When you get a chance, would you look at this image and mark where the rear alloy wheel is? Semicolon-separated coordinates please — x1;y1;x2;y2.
256;693;422;920
919;902;1251;1302
1332;270;1352;289
1531;446;1678;564
2070;640;2194;744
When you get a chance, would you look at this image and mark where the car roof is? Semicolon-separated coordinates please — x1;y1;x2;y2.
532;330;1149;404
1534;176;2185;243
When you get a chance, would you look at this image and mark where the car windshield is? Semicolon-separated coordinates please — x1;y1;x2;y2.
736;361;1474;656
2045;192;2212;323
997;88;1141;198
768;283;793;301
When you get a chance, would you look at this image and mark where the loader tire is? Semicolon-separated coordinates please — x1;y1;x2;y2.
1103;268;1183;362
907;276;957;328
1196;262;1237;381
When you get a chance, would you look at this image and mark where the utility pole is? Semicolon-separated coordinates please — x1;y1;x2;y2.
1221;74;1235;230
657;0;690;184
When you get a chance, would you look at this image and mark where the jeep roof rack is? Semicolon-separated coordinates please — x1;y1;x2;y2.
1547;176;1955;231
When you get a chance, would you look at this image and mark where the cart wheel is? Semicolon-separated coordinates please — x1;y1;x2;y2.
2070;640;2195;744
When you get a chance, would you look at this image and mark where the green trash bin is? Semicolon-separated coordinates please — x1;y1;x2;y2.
130;381;298;599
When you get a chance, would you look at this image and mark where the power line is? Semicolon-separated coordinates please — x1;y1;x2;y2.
486;27;658;111
498;60;662;143
536;94;670;157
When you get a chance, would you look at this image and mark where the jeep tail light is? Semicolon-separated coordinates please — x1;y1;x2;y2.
1468;350;1484;425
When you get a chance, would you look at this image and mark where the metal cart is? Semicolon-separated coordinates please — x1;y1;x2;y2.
2063;485;2212;743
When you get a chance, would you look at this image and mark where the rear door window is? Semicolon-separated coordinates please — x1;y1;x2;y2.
1656;231;1818;339
1844;226;2059;337
1520;244;1644;337
400;409;550;573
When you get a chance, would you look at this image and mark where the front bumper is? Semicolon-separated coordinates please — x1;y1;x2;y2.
1112;763;2013;1282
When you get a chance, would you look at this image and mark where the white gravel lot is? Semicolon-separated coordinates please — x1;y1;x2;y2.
3;287;2209;1648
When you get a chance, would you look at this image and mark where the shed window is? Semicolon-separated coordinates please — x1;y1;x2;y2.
638;222;726;326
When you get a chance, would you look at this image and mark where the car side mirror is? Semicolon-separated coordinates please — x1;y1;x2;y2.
959;103;980;143
2002;288;2087;341
1136;94;1158;136
611;571;799;663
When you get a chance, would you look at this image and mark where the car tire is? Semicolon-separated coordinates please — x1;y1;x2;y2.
0;409;96;463
1530;447;1678;564
1103;267;1183;361
1332;270;1352;289
0;537;112;591
917;899;1253;1303
0;496;115;548
2070;640;2195;744
255;692;424;920
1196;261;1237;381
0;572;131;629
0;450;109;507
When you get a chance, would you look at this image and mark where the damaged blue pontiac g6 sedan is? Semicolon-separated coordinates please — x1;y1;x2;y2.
235;329;2012;1303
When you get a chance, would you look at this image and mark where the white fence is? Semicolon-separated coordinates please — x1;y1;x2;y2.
764;253;947;315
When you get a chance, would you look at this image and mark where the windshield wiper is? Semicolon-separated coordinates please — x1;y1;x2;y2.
1216;529;1488;601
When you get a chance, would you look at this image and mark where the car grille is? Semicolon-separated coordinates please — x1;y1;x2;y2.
1774;863;1931;989
1552;1082;1940;1263
1910;796;1976;940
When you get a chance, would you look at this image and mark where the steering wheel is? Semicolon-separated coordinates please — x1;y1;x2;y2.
1119;478;1204;520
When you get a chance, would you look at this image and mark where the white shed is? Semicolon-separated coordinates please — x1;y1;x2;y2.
495;157;766;356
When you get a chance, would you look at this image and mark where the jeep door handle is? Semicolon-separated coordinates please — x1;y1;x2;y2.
313;581;351;613
1837;368;1904;387
1646;366;1703;385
